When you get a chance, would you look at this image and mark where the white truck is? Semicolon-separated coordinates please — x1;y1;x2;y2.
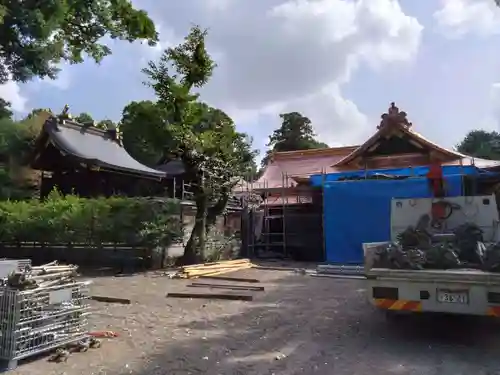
363;195;500;317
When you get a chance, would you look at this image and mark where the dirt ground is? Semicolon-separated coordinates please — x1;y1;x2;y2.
9;264;500;375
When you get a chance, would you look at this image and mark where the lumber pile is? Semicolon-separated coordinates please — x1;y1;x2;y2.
6;261;80;290
176;259;253;279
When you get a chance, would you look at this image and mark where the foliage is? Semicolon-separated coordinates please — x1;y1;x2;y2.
140;25;257;263
120;100;170;165
96;119;116;130
204;230;240;262
23;108;53;121
0;111;48;162
0;98;12;120
0;192;183;248
0;167;34;200
73;113;116;130
456;130;500;160
0;0;158;84
0;115;43;200
75;112;94;124
261;112;328;167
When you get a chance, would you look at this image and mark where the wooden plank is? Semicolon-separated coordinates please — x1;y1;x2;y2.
309;274;365;280
198;275;260;283
183;264;251;275
166;292;253;301
183;263;250;272
188;282;265;291
251;265;299;272
91;296;131;304
186;264;252;277
182;259;250;270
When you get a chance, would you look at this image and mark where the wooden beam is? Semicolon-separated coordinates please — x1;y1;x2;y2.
91;296;131;304
198;275;260;283
166;292;253;301
188;283;265;291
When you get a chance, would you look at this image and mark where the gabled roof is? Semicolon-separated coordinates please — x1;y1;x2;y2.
32;114;165;179
333;103;463;168
155;159;185;176
256;146;357;189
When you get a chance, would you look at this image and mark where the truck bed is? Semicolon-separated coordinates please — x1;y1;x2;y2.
363;242;500;285
368;267;500;284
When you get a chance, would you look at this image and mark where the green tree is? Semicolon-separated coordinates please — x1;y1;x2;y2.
456;130;500;160
0;115;42;200
96;119;116;130
0;0;158;84
0;99;12;120
120;100;170;165
75;113;94;124
23;108;53;121
142;26;256;263
261;112;328;166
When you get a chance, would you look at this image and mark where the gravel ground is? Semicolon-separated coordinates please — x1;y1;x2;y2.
9;266;500;375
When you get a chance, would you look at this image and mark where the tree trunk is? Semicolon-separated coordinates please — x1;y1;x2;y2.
206;188;230;233
195;194;208;260
180;195;208;265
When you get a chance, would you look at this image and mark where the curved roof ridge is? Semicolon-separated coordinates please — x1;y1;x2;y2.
33;115;165;179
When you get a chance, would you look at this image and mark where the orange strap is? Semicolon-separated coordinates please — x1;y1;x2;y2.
89;331;119;338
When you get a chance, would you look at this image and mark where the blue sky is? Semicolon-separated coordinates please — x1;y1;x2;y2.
1;0;500;161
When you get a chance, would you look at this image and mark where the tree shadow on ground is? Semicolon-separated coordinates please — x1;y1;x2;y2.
117;272;500;375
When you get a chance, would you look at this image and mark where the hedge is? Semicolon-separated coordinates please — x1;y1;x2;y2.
0;192;184;249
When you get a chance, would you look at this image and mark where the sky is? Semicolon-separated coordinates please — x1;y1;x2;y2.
1;0;500;161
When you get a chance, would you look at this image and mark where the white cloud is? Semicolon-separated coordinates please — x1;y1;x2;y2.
19;0;424;150
41;67;72;91
278;83;370;146
0;81;27;113
488;82;500;130
149;0;423;146
434;0;500;38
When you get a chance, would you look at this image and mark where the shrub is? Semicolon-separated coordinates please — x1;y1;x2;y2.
0;193;184;249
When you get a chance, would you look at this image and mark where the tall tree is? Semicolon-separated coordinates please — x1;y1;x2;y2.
0;0;158;84
120;100;170;165
261;112;328;166
23;108;53;121
75;113;94;124
0;99;12;120
456;130;500;160
0;112;48;200
141;26;256;263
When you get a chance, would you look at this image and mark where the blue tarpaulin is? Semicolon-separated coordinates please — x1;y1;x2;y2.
322;176;464;264
310;165;479;186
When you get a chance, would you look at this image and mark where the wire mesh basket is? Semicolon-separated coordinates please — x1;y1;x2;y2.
0;280;90;362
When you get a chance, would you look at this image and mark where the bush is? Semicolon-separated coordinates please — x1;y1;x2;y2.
0;192;184;249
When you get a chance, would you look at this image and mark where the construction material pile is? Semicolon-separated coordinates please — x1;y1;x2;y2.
373;215;500;271
176;259;253;279
0;261;91;364
6;261;80;290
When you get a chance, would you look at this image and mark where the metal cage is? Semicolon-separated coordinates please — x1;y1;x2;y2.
0;281;90;367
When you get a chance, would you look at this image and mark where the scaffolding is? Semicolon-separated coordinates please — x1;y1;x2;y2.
261;174;288;258
238;172;322;260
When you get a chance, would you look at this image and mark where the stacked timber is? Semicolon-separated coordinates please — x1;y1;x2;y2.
0;261;91;366
6;261;80;290
177;259;252;279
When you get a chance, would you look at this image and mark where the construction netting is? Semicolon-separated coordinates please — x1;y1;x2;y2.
372;215;500;272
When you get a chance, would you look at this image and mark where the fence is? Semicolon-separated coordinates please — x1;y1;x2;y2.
0;243;154;272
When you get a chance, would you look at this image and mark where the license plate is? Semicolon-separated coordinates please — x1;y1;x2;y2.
437;290;468;304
